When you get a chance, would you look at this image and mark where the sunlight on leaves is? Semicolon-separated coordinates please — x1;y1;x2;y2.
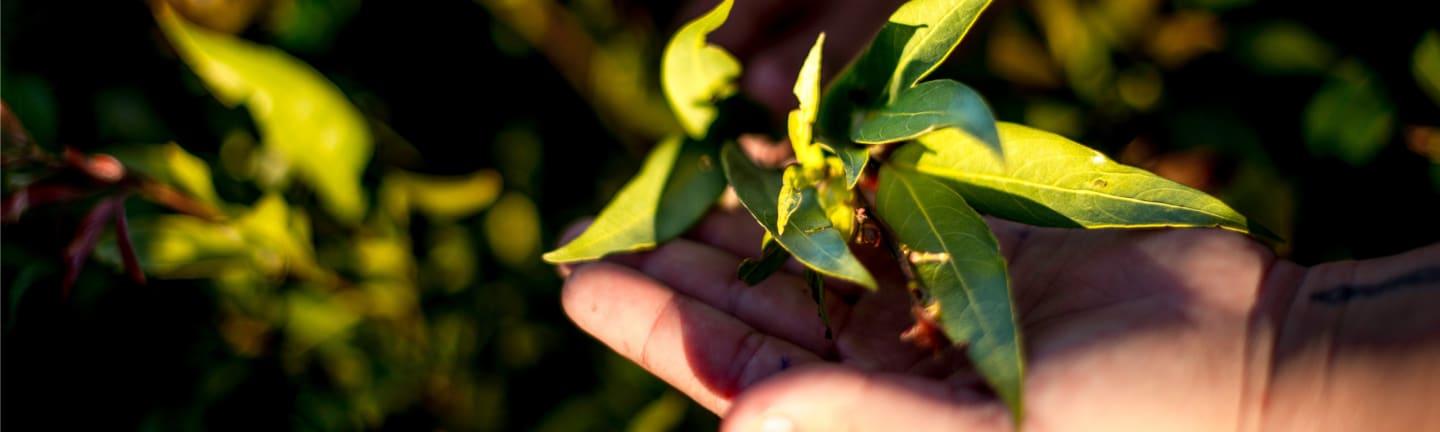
661;0;740;138
381;170;502;226
720;143;875;289
544;137;682;263
157;4;373;223
790;33;828;171
852;79;1001;155
116;142;221;206
486;192;542;269
285;290;361;353
886;0;993;100
893;122;1275;239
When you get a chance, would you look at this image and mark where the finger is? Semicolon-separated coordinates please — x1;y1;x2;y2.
721;364;1011;432
563;263;823;413
687;207;769;259
624;237;846;354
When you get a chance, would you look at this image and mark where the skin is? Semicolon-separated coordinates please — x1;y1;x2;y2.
557;208;1440;431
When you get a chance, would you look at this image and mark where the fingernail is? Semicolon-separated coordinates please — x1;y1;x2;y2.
761;415;794;432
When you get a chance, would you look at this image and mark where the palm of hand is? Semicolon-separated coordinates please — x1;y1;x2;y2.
561;209;1291;431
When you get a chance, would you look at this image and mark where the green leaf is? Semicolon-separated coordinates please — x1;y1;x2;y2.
817;0;991;187
794;34;825;133
157;6;372;223
892;122;1272;238
828;145;871;189
885;0;992;100
737;234;790;286
543;136;683;263
1303;62;1394;166
115;142;221;206
485;192;543;269
655;138;727;240
875;163;1023;423
803;269;833;340
789;34;828;170
1236;22;1336;75
1413;30;1440;106
777;165;805;236
852;80;1001;156
544;136;724;263
720;143;876;289
662;0;740;139
380;170;502;225
111;194;320;279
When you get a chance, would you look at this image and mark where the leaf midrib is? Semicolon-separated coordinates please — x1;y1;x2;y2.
890;168;992;340
887;0;975;99
894;160;1243;224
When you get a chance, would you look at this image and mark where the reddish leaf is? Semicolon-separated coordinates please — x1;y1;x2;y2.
113;201;146;286
1;183;92;222
62;196;124;294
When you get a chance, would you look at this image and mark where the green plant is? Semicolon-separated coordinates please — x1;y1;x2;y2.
555;0;1274;425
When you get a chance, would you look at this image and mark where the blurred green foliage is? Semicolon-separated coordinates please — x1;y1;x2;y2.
2;0;1437;430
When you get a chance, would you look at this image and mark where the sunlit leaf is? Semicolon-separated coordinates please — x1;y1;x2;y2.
893;122;1273;238
236;194;323;277
381;170;502;225
1304;62;1394;166
545;137;677;262
789;34;827;169
853;80;1001;155
109;215;250;278
486;192;542;269
354;234;413;280
815;175;856;240
885;0;993;99
777;165;805;236
817;0;990;187
285;290;360;352
1415;30;1440;106
115;142;221;206
875;163;1022;421
662;0;740;138
720;143;876;289
545;133;724;263
157;5;372;223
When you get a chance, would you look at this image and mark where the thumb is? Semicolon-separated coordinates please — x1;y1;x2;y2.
721;364;1012;432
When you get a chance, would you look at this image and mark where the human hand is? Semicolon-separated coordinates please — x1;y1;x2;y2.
558;206;1304;431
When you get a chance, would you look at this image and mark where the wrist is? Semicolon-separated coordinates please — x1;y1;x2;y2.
1255;244;1440;431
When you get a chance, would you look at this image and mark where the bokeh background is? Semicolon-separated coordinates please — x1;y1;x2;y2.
2;0;1437;430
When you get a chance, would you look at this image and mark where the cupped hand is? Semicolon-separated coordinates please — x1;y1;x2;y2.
558;207;1303;431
